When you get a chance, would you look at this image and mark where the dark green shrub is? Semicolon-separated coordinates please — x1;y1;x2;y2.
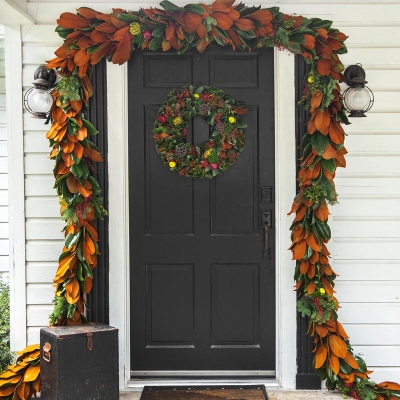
0;273;13;372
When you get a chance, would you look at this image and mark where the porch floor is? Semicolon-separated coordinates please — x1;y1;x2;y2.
120;389;344;399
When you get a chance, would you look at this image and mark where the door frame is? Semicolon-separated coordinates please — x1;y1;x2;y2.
107;47;297;390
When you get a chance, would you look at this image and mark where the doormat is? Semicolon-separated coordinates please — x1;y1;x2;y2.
140;385;268;400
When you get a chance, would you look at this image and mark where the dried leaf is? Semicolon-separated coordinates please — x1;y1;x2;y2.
329;334;347;359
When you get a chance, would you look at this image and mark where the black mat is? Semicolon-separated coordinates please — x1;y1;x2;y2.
140;385;268;400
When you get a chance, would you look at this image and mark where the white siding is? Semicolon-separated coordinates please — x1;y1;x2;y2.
0;25;9;273
18;0;400;383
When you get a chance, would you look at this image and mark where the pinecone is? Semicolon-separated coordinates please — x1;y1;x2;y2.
199;103;210;115
175;146;187;157
216;121;225;133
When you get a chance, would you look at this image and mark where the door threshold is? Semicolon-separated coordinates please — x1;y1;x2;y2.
126;378;279;390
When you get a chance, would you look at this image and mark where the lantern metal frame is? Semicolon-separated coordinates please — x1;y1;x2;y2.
24;65;57;119
343;63;374;118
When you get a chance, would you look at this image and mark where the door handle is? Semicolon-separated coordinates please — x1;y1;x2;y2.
263;222;270;260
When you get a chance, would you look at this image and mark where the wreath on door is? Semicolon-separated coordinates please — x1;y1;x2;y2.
153;85;247;178
2;1;399;400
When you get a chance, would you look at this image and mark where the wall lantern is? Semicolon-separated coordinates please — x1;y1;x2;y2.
343;63;374;117
24;65;57;119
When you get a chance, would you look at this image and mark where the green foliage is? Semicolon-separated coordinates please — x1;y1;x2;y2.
49;296;76;326
297;293;338;325
57;73;81;102
0;274;14;372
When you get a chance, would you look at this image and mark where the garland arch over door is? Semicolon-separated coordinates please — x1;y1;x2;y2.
3;2;399;400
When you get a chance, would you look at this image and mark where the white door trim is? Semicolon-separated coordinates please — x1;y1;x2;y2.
107;47;297;390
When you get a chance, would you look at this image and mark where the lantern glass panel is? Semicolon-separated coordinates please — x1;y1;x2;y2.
27;88;53;114
345;87;370;111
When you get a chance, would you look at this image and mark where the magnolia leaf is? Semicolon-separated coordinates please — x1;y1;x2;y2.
289;33;306;44
339;358;352;375
315;345;327;369
183;4;205;15
355;355;367;373
236;29;256;39
55;26;73;39
329;354;340;375
322;158;336;174
149;36;163;50
310;132;329;155
329;334;347;359
82;119;99;135
117;13;139;22
182;30;195;43
160;0;185;12
309;19;333;30
152;25;165;37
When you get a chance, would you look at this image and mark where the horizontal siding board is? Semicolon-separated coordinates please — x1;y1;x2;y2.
0;223;8;239
24;154;54;175
0;256;9;272
26;283;54;305
23;113;51;131
26;262;57;283
0;175;7;189
27;305;53;326
0;128;6;140
26;198;59;218
335;281;400;303
352;346;400;367
26;240;64;262
335;177;400;195
340;48;400;69
343;324;400;346
27;327;40;346
0;239;9;255
344;114;400;133
337;303;400;324
0;191;7;205
0;206;8;222
25;177;55;196
333;240;400;260
333;198;400;217
0;142;7;156
333;220;400;238
24;131;52;153
22;45;58;65
26;219;64;240
21;25;58;44
0;158;8;173
334;261;400;281
344;135;400;154
364;368;400;384
344;155;400;174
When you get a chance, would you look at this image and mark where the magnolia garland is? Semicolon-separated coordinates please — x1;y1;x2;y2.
1;1;399;400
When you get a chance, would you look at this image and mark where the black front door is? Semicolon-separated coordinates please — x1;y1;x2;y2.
128;45;275;376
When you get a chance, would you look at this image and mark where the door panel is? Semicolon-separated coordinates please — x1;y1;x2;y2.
129;45;275;375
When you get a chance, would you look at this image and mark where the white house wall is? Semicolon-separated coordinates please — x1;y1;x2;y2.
0;25;9;274
18;0;400;384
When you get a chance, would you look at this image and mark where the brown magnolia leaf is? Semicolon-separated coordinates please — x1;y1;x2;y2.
377;382;400;391
57;12;89;29
336;321;349;339
295;205;307;222
299;260;309;275
315;324;328;338
307;263;316;279
315;345;327;368
293;240;306;260
317;58;331;76
306;233;321;252
315;109;330;131
0;385;16;396
84;276;93;293
307;281;316;294
23;364;40;382
212;12;234;30
329;354;340;375
315;203;329;221
329;334;347;359
344;352;359;370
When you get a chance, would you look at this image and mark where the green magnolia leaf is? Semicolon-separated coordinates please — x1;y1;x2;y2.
213;35;226;47
117;13;139;22
87;44;101;54
182;30;195;43
177;43;190;54
152;25;165;37
236;29;256;39
289;33;306;44
149;36;163;50
160;0;185;12
310;132;329;155
76;263;84;281
339;359;352;375
59;250;72;262
322;158;336;174
82;119;99;135
82;261;93;278
55;26;73;39
309;19;333;30
183;4;205;15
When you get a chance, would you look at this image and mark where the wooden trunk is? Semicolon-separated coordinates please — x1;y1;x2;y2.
40;323;118;400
